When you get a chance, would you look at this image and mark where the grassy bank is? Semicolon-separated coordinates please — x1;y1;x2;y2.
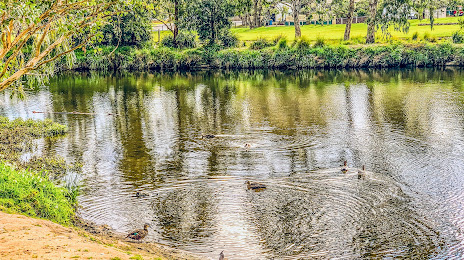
0;162;76;225
0;117;77;225
73;42;464;71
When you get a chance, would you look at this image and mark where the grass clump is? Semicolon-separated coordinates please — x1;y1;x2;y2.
293;37;311;50
314;36;326;48
249;37;273;50
453;30;464;43
412;31;419;41
277;37;288;49
0;161;77;225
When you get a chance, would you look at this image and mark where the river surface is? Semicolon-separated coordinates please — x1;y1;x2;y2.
2;69;464;259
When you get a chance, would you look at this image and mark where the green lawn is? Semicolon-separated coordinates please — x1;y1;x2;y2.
231;17;463;43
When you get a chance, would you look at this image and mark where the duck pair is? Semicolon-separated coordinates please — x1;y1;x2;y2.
341;161;366;179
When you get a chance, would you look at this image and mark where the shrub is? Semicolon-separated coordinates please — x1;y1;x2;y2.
219;31;239;48
412;31;419;41
293;37;311;50
272;34;286;44
453;31;464;43
314;36;326;48
161;32;197;49
459;18;464;30
423;32;436;42
249;37;273;50
277;37;288;49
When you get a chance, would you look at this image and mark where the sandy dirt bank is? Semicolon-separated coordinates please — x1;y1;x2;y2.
0;211;205;260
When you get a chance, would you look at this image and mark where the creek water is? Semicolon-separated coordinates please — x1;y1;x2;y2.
2;69;464;259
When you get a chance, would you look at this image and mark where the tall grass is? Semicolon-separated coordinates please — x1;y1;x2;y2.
0;162;77;225
73;42;464;70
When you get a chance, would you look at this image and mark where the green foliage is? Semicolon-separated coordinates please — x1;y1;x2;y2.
187;0;233;44
218;30;239;48
412;31;419;41
277;37;288;49
74;42;464;70
459;18;464;30
0;162;77;225
294;37;311;50
423;32;437;42
249;37;273;50
272;34;286;45
314;37;326;48
101;7;153;46
423;32;431;41
453;30;464;43
161;32;197;49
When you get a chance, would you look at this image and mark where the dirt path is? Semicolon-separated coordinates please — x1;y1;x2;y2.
0;211;204;260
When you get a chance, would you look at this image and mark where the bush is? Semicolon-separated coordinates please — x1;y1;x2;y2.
161;32;197;49
412;31;419;41
293;37;311;50
272;34;286;44
314;36;326;48
453;31;464;43
277;37;288;49
423;32;436;42
219;31;239;48
249;37;274;50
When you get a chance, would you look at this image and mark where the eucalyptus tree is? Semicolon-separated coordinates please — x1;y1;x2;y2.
233;0;253;26
281;0;310;38
366;0;414;44
365;0;378;43
0;0;134;91
154;0;188;47
187;0;233;44
345;0;355;40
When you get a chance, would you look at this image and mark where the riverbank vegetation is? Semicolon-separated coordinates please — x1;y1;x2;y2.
4;0;464;89
0;117;78;225
0;162;76;225
73;41;463;71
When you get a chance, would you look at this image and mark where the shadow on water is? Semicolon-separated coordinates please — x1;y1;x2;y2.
2;67;464;259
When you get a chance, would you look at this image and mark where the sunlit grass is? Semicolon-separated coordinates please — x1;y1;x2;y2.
231;17;462;43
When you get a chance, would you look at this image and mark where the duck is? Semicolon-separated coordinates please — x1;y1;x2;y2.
358;165;365;179
244;143;251;149
246;180;267;190
134;191;149;198
126;224;150;241
201;134;216;139
341;161;348;173
219;251;224;260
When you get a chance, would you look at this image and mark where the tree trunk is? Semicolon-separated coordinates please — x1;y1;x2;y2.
252;0;258;28
292;0;301;39
344;0;355;41
366;0;378;44
173;0;179;47
293;0;301;38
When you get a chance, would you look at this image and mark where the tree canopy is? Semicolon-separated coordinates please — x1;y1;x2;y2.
0;0;129;91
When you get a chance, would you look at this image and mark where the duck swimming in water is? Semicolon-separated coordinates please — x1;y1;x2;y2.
134;191;149;198
201;134;216;139
341;161;348;173
126;224;150;241
244;143;251;149
219;251;224;260
246;181;267;190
